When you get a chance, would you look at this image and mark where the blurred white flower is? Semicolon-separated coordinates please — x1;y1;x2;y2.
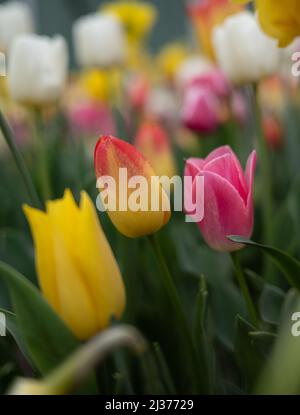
0;1;34;52
8;34;68;105
73;13;126;68
175;56;212;89
145;87;178;121
213;11;280;84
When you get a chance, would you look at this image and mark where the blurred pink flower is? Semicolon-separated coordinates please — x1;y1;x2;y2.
263;114;283;151
181;84;220;134
184;146;256;252
189;68;231;98
68;101;116;137
127;74;150;111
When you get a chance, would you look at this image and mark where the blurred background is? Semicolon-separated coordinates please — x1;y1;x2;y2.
0;0;187;65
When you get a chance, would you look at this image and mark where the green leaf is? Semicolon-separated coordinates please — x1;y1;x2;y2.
194;275;214;394
0;308;31;364
229;236;300;292
259;285;285;325
0;261;79;374
234;316;267;390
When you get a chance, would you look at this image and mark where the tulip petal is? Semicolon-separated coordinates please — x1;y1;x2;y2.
23;205;59;311
245;150;257;211
45;189;79;252
197;170;252;252
184;157;206;181
75;191;126;329
51;229;99;340
204;153;248;203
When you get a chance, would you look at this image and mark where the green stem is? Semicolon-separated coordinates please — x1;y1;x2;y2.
231;252;259;328
32;109;52;202
0;110;41;208
253;84;273;246
148;234;202;393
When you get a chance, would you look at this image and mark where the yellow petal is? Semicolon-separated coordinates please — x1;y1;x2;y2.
51;226;99;340
46;189;79;253
75;191;126;329
23;205;59;311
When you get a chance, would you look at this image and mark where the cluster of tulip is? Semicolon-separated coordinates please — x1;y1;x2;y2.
1;0;300;396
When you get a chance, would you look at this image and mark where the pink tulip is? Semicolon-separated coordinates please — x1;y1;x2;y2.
189;68;231;99
68;101;116;137
181;84;220;134
184;146;256;252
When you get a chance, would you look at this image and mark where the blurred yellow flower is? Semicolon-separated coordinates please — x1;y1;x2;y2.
80;69;122;104
23;190;126;340
81;69;109;102
234;0;300;47
157;43;188;81
102;0;157;45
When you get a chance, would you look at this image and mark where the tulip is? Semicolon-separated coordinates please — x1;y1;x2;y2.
212;11;280;84
0;1;33;52
263;114;283;151
23;190;126;340
73;13;126;68
189;68;231;99
157;43;188;81
145;87;178;123
8;34;68;105
175;56;212;90
126;73;150;111
68;101;116;138
135;121;177;178
185;146;256;252
94;135;171;238
181;84;220;134
187;0;244;59
235;0;300;47
102;0;157;46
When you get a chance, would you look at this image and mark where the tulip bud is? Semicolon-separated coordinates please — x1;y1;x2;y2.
135;121;177;179
263;114;283;151
213;11;280;84
73;13;126;68
185;146;256;252
23;190;126;340
181;84;220;134
8;34;68;106
0;1;34;52
94;135;171;238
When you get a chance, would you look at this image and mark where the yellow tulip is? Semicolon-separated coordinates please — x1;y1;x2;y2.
102;0;157;46
80;69;109;102
23;190;126;340
156;43;188;81
234;0;300;47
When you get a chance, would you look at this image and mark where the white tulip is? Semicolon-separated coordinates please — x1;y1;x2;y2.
8;34;68;105
175;56;212;89
0;1;34;52
145;87;179;121
213;11;280;84
73;13;126;68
